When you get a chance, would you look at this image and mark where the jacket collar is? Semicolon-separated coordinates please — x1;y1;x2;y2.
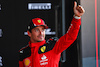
29;40;46;48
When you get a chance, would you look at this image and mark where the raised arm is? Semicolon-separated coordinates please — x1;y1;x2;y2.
53;1;85;54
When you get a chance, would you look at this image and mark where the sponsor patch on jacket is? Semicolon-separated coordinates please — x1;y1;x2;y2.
40;54;48;65
41;46;46;53
24;58;30;66
38;37;58;54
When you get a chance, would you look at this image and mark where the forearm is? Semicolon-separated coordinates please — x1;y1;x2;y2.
53;17;81;54
66;17;81;40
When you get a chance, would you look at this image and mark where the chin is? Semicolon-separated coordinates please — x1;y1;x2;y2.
38;39;44;42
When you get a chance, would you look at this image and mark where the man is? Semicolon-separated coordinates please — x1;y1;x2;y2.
19;1;85;67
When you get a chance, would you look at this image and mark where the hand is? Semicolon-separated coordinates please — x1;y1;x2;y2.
73;1;85;17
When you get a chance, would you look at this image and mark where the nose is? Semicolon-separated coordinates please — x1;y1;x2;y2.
39;31;44;35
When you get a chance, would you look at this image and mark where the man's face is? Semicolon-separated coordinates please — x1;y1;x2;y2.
27;26;45;43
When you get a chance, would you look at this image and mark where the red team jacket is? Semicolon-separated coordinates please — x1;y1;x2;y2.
19;18;81;67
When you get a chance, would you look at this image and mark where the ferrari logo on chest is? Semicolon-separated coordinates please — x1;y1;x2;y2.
41;46;46;53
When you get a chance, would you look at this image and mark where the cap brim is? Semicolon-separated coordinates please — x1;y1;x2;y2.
40;25;48;29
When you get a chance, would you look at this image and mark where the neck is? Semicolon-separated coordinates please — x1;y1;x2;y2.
29;40;46;47
30;39;44;43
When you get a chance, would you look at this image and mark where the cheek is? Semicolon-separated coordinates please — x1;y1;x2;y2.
31;33;38;40
32;32;38;37
43;32;45;36
30;32;36;38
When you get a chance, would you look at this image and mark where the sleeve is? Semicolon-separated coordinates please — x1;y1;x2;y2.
18;46;31;67
19;50;24;67
53;17;81;54
19;61;24;67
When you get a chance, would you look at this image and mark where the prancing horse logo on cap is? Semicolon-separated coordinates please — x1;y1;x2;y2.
37;20;41;23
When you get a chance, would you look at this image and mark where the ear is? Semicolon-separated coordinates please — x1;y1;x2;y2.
27;31;31;37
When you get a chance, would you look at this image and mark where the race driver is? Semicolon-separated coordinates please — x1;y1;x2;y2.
19;1;85;67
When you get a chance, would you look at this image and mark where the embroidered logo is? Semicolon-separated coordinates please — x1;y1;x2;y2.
20;50;23;53
37;20;41;23
41;46;46;53
24;59;30;66
40;55;48;65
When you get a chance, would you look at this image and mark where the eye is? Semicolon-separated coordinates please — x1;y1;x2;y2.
42;28;45;32
34;29;39;32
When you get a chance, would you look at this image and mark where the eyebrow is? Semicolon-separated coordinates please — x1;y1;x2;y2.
34;27;45;30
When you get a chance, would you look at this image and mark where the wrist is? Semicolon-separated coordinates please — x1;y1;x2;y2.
73;14;81;19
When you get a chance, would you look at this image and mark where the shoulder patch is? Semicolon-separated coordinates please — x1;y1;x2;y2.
38;37;59;54
19;45;31;61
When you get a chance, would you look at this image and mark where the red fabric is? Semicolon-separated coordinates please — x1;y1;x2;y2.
32;18;48;28
19;18;81;67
